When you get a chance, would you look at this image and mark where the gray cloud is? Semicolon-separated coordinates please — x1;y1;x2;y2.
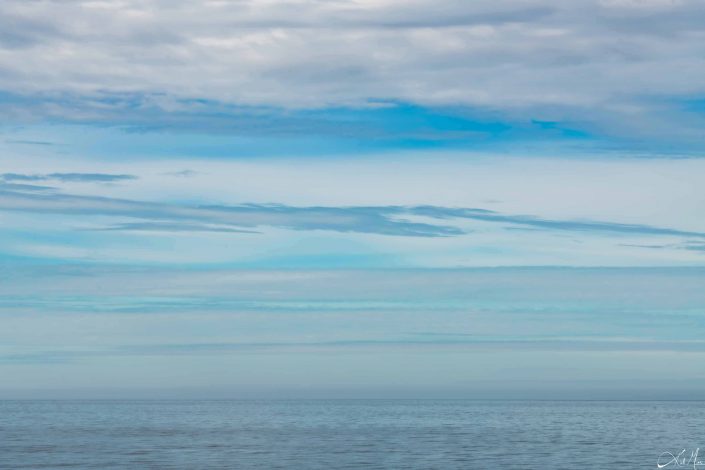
164;170;198;178
49;173;137;183
0;184;702;239
0;181;55;192
1;0;705;146
7;336;705;365
622;241;705;253
409;206;705;238
684;242;705;252
87;222;260;234
4;139;56;146
0;172;137;183
1;173;51;182
0;187;462;237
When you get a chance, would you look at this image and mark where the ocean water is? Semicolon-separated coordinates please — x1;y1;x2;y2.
0;400;702;469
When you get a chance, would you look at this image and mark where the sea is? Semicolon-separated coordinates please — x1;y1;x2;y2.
0;400;702;469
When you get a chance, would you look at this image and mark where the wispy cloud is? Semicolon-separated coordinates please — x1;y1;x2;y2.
4;139;56;146
0;172;137;183
685;242;705;252
0;184;702;239
0;188;463;237
163;170;198;178
0;181;55;192
86;222;260;234
622;241;705;253
409;206;705;238
7;336;705;365
0;266;702;399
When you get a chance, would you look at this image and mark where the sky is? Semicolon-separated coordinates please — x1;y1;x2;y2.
1;0;705;398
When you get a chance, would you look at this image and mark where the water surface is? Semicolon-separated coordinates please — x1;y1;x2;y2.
0;400;701;469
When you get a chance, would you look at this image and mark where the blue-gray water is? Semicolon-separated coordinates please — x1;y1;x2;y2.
1;400;702;469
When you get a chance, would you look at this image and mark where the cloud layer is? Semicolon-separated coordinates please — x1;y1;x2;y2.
1;267;704;397
1;0;705;148
1;181;702;240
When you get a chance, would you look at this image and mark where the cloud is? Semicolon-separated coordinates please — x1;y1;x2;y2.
1;0;705;149
7;336;705;365
2;267;703;395
87;222;260;234
49;173;137;183
409;206;705;238
0;93;520;147
685;242;705;252
621;241;705;253
0;172;137;183
4;139;56;146
0;187;462;237
164;170;198;178
0;181;55;192
0;184;702;239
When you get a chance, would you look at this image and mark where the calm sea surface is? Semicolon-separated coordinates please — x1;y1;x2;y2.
0;400;702;469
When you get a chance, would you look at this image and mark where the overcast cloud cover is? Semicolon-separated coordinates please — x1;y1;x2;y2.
1;0;705;150
1;0;704;397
